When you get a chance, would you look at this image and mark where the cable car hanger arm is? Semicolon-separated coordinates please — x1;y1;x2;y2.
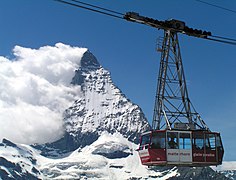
124;12;211;38
124;12;236;45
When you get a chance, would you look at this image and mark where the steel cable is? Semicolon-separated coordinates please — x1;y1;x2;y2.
55;0;124;20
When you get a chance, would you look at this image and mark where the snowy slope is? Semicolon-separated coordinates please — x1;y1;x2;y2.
0;134;179;180
38;132;178;179
213;161;236;171
213;162;236;180
0;135;231;180
0;139;42;179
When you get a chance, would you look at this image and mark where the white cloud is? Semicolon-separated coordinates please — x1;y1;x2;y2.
0;43;87;144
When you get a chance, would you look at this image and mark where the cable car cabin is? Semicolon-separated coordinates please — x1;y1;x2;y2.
138;130;224;166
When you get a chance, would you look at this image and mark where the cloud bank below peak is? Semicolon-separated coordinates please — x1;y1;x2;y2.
0;43;87;144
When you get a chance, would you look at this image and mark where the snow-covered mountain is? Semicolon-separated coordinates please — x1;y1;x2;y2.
0;44;233;179
35;49;150;157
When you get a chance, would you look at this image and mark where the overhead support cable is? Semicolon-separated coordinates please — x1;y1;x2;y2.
71;0;124;16
210;35;236;43
54;0;124;20
195;0;236;14
205;37;236;46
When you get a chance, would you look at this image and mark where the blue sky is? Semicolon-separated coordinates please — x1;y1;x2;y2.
0;0;236;161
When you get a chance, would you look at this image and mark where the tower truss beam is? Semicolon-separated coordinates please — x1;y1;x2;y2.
152;30;209;131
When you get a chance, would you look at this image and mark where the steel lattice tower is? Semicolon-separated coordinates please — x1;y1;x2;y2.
152;30;208;131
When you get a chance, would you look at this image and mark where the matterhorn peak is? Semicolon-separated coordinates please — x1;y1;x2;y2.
31;45;150;156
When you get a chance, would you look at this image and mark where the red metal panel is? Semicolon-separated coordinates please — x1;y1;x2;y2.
149;149;166;162
139;149;150;164
138;148;167;166
192;149;205;163
205;149;216;162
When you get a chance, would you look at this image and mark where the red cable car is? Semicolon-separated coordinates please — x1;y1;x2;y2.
138;129;224;166
134;17;225;167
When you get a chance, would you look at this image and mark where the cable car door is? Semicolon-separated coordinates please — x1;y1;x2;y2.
166;131;179;162
167;131;192;163
179;132;192;162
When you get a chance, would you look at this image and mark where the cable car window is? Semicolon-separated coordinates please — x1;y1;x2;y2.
216;134;223;148
192;133;204;150
151;132;165;149
206;133;216;150
179;133;191;149
167;132;178;149
140;134;151;149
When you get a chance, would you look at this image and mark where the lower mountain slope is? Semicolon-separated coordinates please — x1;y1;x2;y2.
0;139;42;179
0;134;230;179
